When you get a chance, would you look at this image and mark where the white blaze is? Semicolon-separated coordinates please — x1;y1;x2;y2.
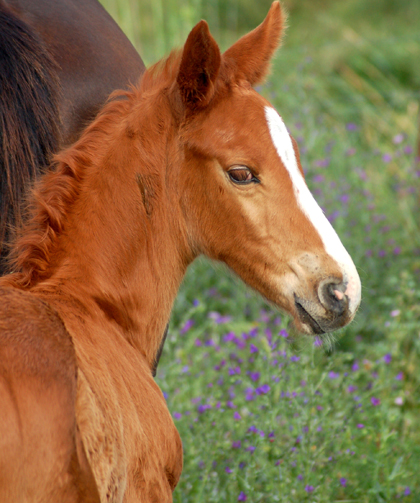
265;106;361;313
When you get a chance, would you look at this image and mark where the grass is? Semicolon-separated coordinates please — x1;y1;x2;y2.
100;0;420;500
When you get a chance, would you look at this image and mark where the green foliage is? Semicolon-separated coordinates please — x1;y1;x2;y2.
100;0;420;500
160;307;419;501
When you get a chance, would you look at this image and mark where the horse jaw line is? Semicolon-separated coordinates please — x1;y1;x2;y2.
264;106;361;314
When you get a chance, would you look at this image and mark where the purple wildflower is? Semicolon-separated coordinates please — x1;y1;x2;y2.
250;344;259;354
383;353;392;364
328;371;340;379
357;423;365;429
371;397;380;406
404;487;411;496
235;339;246;349
256;384;271;395
340;477;347;487
314;336;323;347
173;412;182;420
314;158;330;168
249;327;258;337
225;467;232;474
232;440;241;449
223;332;236;342
305;485;314;493
328;210;340;222
233;411;241;420
238;492;247;501
209;311;232;324
180;319;194;334
245;389;255;401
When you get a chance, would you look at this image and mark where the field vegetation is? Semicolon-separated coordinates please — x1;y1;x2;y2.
101;0;420;500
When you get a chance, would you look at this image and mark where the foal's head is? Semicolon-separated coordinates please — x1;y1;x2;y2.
6;3;360;340
166;2;361;335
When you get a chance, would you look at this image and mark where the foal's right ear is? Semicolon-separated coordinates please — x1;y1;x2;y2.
177;21;221;112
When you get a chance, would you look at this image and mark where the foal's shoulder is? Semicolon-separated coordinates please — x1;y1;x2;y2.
0;287;76;381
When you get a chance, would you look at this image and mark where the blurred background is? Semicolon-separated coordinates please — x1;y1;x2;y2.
100;1;420;500
101;0;420;132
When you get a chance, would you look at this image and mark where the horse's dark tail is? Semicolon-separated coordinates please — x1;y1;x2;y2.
0;5;61;274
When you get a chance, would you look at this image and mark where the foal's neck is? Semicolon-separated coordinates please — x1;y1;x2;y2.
32;97;191;368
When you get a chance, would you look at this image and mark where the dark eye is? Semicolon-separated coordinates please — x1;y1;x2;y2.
228;166;260;185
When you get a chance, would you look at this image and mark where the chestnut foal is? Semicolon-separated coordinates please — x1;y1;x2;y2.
0;3;360;501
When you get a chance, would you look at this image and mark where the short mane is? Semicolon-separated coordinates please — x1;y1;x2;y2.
3;50;184;289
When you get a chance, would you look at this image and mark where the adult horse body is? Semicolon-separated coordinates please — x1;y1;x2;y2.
0;0;145;272
0;3;361;502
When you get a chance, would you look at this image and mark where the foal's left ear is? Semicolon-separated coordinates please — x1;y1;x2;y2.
177;20;221;111
223;1;285;85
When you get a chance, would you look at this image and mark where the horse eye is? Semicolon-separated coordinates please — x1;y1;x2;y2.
228;167;259;185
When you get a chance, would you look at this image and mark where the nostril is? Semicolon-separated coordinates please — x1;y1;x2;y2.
318;279;348;316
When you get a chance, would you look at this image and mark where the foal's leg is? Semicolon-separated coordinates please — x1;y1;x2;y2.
0;289;99;502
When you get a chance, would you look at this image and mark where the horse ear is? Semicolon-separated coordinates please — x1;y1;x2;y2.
177;20;221;111
223;1;285;85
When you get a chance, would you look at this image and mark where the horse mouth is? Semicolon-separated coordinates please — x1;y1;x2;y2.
294;297;326;335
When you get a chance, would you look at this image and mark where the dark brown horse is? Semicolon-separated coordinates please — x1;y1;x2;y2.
0;0;146;273
0;3;361;500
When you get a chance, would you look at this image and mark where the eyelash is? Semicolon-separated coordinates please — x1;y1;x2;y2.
227;166;260;185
